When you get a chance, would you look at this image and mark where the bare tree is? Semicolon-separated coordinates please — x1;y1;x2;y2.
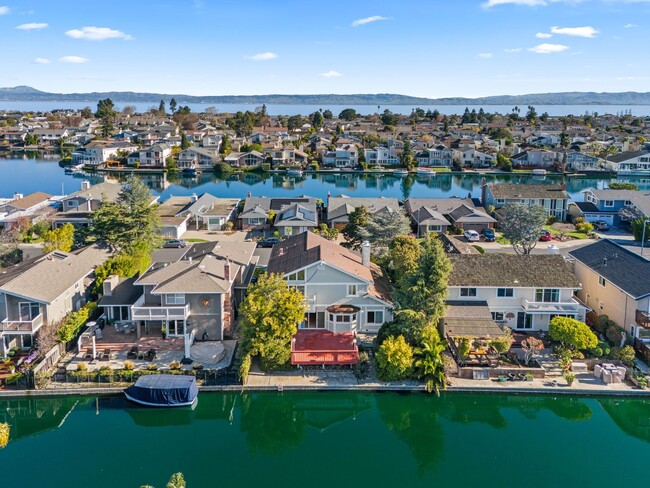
521;337;544;365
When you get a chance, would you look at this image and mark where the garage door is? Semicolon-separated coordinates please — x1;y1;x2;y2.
585;214;614;225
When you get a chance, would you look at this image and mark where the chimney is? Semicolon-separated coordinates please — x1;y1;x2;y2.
361;241;371;267
191;193;198;203
81;180;91;191
12;193;23;201
561;182;566;191
224;259;231;281
603;257;608;266
102;275;119;297
247;192;252;198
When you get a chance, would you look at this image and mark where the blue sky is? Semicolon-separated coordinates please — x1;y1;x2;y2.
0;0;648;97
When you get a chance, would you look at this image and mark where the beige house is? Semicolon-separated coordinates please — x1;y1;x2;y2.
0;246;109;356
569;240;650;342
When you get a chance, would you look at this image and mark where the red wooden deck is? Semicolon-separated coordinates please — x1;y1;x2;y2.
291;331;358;365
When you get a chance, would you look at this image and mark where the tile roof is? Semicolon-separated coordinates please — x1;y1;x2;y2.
448;254;580;288
569;240;650;299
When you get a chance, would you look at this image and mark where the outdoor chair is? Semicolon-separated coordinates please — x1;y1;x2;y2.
84;349;94;360
146;349;156;361
127;346;139;360
101;349;111;361
507;373;517;381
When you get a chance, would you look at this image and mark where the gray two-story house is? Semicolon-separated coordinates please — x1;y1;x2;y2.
482;183;569;221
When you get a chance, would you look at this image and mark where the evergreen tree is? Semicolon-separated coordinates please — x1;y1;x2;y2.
158;99;166;115
341;205;369;250
169;98;177;114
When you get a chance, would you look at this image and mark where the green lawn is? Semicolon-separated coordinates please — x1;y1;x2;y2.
543;225;590;240
185;238;210;243
496;234;510;245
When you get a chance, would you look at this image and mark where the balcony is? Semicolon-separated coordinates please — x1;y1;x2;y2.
131;304;190;321
636;310;650;329
0;314;44;334
521;299;580;314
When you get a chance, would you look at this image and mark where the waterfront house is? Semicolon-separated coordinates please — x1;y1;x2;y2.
224;151;265;168
482;183;569;221
322;145;359;168
267;233;393;365
605;148;650;175
0;246;109;357
71;141;139;166
0;192;55;229
127;143;172;168
566;151;604;172
569;189;640;226
569;240;650;342
52;181;158;228
126;241;257;341
270;147;309;167
32;129;69;145
155;197;192;239
326;195;401;230
510;149;559;169
364;146;400;166
177;147;219;172
415;145;454;167
404;198;495;236
447;253;586;333
238;196;318;234
176;193;239;231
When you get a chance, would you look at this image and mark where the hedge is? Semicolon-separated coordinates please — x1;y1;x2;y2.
57;302;97;343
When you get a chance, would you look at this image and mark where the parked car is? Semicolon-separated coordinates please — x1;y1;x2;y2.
539;229;552;242
162;239;187;249
257;237;281;248
464;230;480;242
593;220;610;231
482;228;496;242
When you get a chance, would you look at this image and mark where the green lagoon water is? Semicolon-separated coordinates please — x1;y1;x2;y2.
2;392;650;488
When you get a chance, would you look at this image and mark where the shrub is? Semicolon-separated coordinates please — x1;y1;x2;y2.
549;316;598;350
590;346;603;358
375;320;403;347
5;373;24;386
76;362;88;372
57;302;97;343
375;335;413;382
192;363;204;370
146;364;158;371
457;337;471;358
576;221;594;234
261;163;271;172
472;245;485;254
618;345;636;367
563;370;576;385
214;162;233;174
0;422;9;449
169;361;181;370
490;336;512;354
239;353;252;382
123;360;134;371
605;325;626;346
546;215;558;225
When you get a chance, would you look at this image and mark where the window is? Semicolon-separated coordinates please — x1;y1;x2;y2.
67;200;78;207
517;312;533;329
19;302;40;321
599;277;606;287
496;198;506;205
367;310;384;324
460;288;477;297
604;200;614;207
287;270;305;282
428;225;442;232
166;293;185;305
535;288;559;303
291;285;305;295
491;312;505;321
497;288;514;297
347;284;358;296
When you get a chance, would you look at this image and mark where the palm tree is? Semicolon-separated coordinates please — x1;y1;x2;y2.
414;338;447;395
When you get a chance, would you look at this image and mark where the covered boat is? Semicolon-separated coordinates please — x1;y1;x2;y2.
124;374;198;408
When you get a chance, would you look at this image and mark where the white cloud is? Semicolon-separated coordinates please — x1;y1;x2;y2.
59;56;89;64
65;26;133;41
528;43;569;53
504;48;522;52
536;32;553;38
351;16;389;27
478;52;493;58
624;23;637;28
320;70;343;78
244;52;278;61
550;26;599;37
33;57;51;64
16;22;48;30
0;6;9;15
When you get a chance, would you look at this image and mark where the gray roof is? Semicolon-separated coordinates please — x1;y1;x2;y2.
180;194;239;218
274;203;318;227
156;196;192;226
448;204;496;224
67;181;122;203
608;150;650;163
449;254;580;288
327;195;400;220
569;240;650;299
136;255;239;294
404;197;475;216
240;196;316;219
487;184;569;200
586;189;640;201
411;206;451;226
183;240;257;268
0;245;110;303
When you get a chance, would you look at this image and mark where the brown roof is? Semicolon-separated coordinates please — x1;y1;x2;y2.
7;191;52;210
487;184;569;200
449;254;580;288
442;301;508;338
267;232;391;302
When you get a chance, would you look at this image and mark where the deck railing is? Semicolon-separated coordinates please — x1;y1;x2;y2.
0;314;44;333
131;303;190;320
636;310;650;329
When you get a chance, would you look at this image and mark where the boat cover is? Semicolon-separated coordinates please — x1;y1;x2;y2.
125;374;198;406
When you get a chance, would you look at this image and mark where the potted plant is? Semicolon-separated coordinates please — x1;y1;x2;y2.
161;326;167;339
563;370;576;386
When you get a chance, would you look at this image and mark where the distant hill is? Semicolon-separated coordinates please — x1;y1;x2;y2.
2;86;650;105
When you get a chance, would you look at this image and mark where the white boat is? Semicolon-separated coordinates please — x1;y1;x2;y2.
286;168;303;177
532;169;547;175
393;169;409;176
416;168;436;177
